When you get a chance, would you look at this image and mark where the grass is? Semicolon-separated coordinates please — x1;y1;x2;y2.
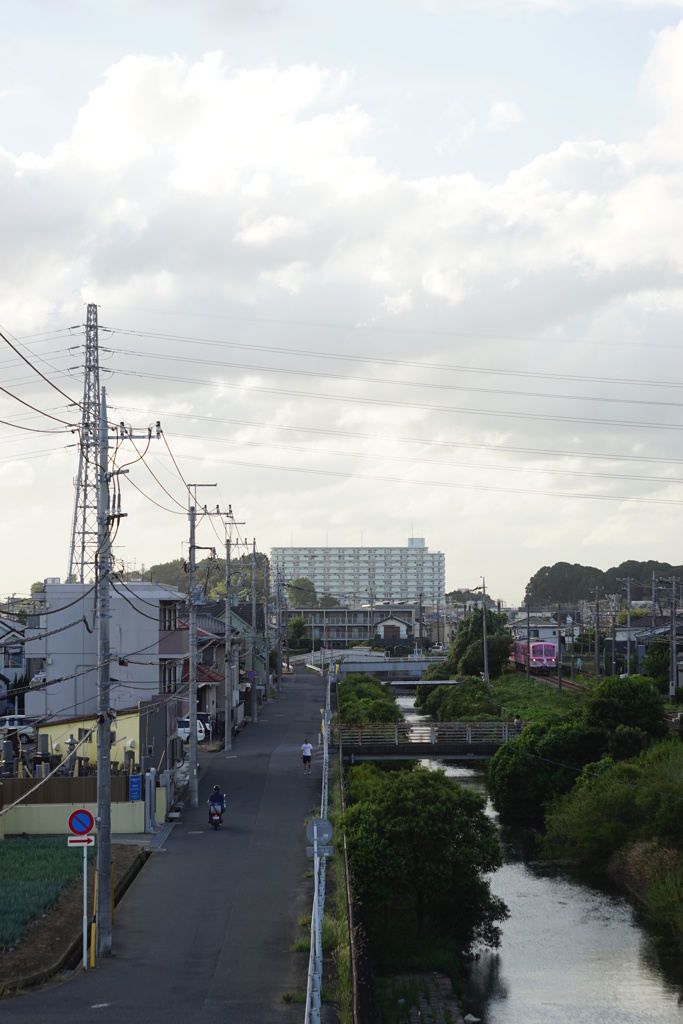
0;838;95;949
491;672;583;726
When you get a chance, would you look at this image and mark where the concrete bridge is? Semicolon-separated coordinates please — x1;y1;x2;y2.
331;721;516;761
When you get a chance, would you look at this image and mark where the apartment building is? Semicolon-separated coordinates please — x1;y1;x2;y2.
271;537;445;609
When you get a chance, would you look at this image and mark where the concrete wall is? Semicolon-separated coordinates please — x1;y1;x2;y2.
0;788;167;838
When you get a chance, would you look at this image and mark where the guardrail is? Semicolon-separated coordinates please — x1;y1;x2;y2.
331;721;515;745
304;672;332;1024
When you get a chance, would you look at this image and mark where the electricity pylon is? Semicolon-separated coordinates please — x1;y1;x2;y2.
67;302;101;583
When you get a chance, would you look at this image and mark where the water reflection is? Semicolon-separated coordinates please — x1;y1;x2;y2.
431;757;683;1023
393;694;683;1020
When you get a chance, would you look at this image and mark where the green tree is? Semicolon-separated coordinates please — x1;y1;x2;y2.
584;675;667;739
343;766;507;949
488;721;607;824
643;641;670;688
319;594;340;608
288;615;307;646
287;576;317;607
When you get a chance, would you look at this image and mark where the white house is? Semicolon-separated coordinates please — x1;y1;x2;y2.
24;581;186;722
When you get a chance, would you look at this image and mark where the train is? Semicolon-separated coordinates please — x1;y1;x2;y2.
511;640;557;674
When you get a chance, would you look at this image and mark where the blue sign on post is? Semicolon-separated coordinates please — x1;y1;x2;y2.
129;774;142;802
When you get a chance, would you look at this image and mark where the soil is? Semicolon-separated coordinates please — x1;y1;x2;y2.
0;844;146;992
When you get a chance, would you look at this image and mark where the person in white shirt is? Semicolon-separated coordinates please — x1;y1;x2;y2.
301;738;313;775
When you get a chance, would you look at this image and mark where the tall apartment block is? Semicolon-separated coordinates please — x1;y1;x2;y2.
270;537;445;609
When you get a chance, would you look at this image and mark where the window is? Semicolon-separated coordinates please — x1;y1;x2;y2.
160;661;178;694
159;602;178;631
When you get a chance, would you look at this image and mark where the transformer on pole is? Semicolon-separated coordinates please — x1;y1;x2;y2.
67;303;101;583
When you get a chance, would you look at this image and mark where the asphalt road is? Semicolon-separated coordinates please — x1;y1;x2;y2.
3;669;327;1024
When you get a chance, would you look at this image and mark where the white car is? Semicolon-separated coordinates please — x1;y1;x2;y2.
0;715;37;744
176;718;206;743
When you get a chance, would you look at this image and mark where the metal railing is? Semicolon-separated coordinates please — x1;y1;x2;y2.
304;670;332;1024
332;721;514;746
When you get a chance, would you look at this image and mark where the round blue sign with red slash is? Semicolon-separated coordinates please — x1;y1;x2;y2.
68;808;95;836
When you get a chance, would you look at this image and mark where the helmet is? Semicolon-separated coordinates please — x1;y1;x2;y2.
213;784;221;792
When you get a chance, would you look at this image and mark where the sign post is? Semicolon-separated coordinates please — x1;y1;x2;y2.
68;809;95;969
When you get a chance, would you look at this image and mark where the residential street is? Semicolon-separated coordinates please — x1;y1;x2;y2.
3;668;326;1024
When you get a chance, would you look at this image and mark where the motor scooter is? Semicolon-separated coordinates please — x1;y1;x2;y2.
208;803;224;830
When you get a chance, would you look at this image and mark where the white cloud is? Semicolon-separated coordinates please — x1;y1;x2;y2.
2;22;683;601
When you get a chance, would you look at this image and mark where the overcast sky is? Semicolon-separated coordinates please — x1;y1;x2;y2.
1;0;683;605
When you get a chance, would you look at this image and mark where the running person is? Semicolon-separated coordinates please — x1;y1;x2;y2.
301;737;313;775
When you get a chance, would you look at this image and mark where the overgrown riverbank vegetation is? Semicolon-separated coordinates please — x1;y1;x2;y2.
485;673;683;940
337;672;404;724
340;763;507;985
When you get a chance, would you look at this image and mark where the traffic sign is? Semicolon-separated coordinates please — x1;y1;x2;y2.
305;817;333;845
247;670;255;680
68;835;95;847
69;808;95;835
306;845;334;858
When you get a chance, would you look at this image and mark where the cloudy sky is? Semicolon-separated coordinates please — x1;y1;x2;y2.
1;0;683;605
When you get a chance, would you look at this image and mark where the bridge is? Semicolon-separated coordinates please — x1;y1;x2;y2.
331;721;516;761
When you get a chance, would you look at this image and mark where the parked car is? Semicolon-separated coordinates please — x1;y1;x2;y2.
197;712;213;737
176;718;206;743
0;714;37;744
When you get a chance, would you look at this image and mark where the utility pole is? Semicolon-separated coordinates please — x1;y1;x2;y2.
595;587;600;680
188;501;198;808
557;603;562;693
96;388;159;957
570;615;574;683
224;531;232;753
481;577;489;683
673;580;678;701
96;386;114;957
186;484;218;808
526;598;531;681
251;539;258;724
263;556;270;704
276;569;283;693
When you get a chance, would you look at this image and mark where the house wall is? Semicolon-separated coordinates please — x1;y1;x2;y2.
25;583;184;723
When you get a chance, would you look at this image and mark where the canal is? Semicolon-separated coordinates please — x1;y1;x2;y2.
395;697;683;1022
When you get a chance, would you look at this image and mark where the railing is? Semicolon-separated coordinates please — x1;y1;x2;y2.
304;671;332;1024
331;721;513;746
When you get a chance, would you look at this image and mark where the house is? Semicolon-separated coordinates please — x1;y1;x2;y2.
374;615;412;643
507;615;562;644
0;617;24;711
283;601;419;648
24;581;186;729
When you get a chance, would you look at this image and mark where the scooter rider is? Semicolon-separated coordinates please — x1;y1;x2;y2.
208;784;226;822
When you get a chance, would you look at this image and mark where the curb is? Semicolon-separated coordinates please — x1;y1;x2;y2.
1;848;149;996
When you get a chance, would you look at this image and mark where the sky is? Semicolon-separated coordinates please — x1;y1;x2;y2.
1;0;683;606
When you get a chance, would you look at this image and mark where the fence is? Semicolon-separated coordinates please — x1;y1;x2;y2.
0;775;132;809
331;721;513;746
304;672;332;1024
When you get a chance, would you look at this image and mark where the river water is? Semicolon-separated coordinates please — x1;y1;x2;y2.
394;697;683;1023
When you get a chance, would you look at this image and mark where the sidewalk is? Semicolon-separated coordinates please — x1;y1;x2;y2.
3;668;328;1024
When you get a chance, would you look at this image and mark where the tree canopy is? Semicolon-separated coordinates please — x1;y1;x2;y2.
343;765;507;951
524;558;683;605
286;576;317;607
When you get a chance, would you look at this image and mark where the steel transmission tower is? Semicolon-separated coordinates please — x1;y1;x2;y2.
67;303;101;583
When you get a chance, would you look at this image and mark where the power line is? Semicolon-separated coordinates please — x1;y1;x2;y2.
159;430;683;488
97;303;683;352
114;404;683;469
101;341;683;410
0;326;81;407
105;368;683;434
153;453;683;507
